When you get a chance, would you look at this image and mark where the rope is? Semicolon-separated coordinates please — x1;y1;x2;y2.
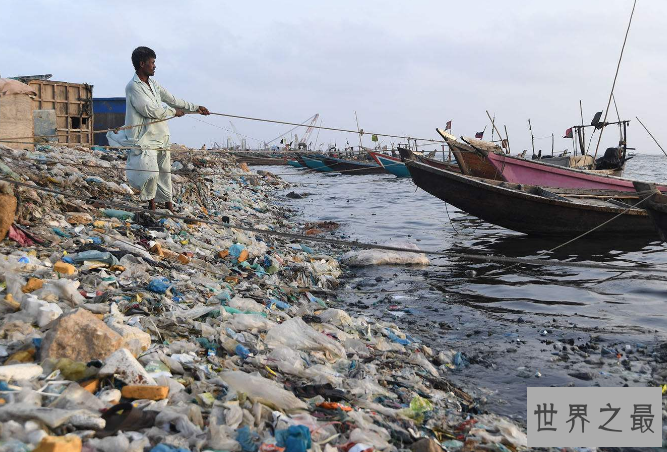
592;0;637;160
2;175;666;275
8;151;407;178
0;110;451;148
635;116;667;158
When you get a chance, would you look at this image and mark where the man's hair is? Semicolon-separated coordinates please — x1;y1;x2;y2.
131;46;156;70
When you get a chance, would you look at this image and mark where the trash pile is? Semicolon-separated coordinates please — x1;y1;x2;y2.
0;143;575;451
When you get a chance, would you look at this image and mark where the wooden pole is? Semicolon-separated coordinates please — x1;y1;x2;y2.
504;125;511;154
354;111;363;157
551;133;554;156
491;114;496;142
528;119;535;155
485;110;506;143
579;100;585;156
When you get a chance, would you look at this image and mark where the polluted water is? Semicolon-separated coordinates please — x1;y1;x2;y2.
262;153;667;424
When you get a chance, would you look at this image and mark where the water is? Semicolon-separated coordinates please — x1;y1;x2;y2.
258;154;667;421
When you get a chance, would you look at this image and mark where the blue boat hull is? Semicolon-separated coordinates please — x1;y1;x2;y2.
302;156;334;172
287;160;303;168
377;155;410;178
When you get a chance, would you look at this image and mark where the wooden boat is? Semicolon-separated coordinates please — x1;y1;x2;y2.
233;153;289;166
321;157;387;175
436;129;502;180
369;151;411;178
474;145;666;192
397;147;461;173
301;155;334;172
405;160;657;238
634;182;667;241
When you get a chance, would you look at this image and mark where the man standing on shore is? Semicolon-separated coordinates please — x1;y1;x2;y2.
107;46;209;211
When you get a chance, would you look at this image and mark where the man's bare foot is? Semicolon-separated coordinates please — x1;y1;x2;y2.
165;202;174;212
148;199;156;211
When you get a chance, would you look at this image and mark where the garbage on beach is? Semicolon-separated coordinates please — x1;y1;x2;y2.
0;143;535;451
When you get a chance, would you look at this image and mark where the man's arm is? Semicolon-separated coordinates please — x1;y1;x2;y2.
128;83;175;120
155;81;210;116
154;82;198;112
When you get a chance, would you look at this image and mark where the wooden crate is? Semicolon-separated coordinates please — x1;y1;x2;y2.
28;80;93;145
0;94;34;150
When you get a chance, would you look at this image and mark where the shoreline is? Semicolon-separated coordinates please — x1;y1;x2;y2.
0;145;663;451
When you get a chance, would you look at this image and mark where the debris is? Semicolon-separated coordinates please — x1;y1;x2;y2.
40;308;124;362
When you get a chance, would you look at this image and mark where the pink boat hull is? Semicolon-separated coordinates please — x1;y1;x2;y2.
486;152;667;192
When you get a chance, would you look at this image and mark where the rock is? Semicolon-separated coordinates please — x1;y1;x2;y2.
65;212;93;225
40;309;124;362
0;363;43;381
53;262;76;275
105;319;152;354
33;435;82;452
410;438;443;452
121;385;169;400
0;193;17;241
568;371;595;381
22;278;44;293
98;348;156;385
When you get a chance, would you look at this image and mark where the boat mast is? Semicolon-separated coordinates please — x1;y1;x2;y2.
528;119;535;156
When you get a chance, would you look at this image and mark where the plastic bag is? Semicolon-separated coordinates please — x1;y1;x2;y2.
225;314;275;332
265;318;345;359
228;297;265;313
220;371;307;411
341;242;429;266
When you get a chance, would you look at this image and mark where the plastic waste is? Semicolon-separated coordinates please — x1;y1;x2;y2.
147;277;171;294
236;426;261;452
275;425;311;452
265;317;346;359
102;209;135;221
220;371;307;411
235;344;250;359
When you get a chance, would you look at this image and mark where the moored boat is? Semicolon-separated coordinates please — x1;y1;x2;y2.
321;156;387;175
436;129;503;180
475;144;665;192
397;147;461;173
634;182;667;241
369;151;411;178
301;155;334;172
405;160;657;238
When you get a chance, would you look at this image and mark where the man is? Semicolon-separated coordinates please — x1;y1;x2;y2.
107;46;209;211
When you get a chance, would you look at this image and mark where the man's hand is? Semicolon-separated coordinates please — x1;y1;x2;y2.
198;106;210;116
174;109;185;117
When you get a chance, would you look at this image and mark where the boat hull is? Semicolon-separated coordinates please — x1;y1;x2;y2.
406;160;656;238
369;152;410;177
485;152;666;192
287;160;303;168
322;157;386;175
447;140;502;180
302;156;334;172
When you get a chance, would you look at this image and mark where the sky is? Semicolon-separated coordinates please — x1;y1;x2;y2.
2;0;666;155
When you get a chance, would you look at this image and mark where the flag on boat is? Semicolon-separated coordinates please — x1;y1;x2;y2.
563;127;573;138
372;134;378;142
475;131;484;139
445;120;452;130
